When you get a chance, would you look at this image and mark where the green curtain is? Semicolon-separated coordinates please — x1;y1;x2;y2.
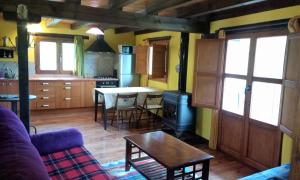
74;36;84;77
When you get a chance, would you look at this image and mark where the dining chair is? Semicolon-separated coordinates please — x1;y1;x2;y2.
137;94;163;128
111;93;138;130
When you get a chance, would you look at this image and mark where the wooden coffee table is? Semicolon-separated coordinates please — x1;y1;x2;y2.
124;131;214;180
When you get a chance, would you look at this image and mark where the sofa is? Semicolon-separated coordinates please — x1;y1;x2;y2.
0;107;113;180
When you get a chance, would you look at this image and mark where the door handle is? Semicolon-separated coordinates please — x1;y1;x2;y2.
41;104;49;107
42;89;49;92
41;96;49;100
42;82;49;85
65;87;72;90
64;82;72;85
245;85;251;93
65;97;71;101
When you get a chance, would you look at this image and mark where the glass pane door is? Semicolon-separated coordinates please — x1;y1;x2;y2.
222;38;250;115
249;35;287;126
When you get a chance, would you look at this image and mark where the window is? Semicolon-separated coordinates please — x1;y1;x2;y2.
35;37;75;74
221;33;287;126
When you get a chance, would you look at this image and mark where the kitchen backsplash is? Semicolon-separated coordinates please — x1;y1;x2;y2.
0;52;116;78
84;52;116;78
0;61;36;78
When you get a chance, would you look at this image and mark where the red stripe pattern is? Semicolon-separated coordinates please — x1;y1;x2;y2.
42;146;113;180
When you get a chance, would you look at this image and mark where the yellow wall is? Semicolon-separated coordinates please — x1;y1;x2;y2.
135;31;181;90
0;19;135;64
281;134;293;164
0;18;18;62
104;29;135;52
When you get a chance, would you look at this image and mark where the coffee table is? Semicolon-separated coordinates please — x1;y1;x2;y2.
124;131;214;180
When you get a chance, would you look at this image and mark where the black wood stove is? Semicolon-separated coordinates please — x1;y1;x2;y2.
162;91;195;135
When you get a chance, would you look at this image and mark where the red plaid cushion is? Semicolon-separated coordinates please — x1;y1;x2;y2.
42;146;113;180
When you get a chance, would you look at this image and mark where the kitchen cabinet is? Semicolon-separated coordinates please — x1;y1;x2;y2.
35;81;56;110
56;81;81;109
0;79;96;110
81;81;96;107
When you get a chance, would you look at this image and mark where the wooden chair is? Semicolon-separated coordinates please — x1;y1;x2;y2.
137;94;163;128
111;93;138;130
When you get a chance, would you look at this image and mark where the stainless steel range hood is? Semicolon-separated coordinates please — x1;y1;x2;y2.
86;35;115;53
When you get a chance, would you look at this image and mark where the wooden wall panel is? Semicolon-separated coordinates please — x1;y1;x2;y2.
280;34;300;135
219;113;244;158
246;122;281;170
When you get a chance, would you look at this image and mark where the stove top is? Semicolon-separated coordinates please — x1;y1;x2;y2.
94;76;119;81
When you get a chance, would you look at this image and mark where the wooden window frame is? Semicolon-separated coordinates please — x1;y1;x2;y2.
35;36;74;74
146;38;170;83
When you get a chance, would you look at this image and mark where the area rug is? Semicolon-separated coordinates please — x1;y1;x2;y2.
102;159;147;180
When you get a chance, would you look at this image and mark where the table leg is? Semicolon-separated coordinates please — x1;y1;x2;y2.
94;90;98;122
202;160;210;180
166;169;174;180
125;140;132;171
11;101;18;115
102;98;107;130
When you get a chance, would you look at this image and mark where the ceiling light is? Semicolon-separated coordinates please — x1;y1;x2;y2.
86;27;104;35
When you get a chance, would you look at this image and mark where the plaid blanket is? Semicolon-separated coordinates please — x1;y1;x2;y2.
42;146;113;180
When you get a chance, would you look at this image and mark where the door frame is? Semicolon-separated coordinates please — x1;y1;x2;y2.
218;29;288;170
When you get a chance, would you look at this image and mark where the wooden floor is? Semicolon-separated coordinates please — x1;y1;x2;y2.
31;108;256;180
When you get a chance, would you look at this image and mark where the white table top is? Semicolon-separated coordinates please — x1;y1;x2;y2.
95;87;161;94
94;87;162;109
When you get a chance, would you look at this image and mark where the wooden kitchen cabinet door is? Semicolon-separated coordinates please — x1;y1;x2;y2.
81;81;95;107
192;39;225;108
135;45;149;75
151;45;168;79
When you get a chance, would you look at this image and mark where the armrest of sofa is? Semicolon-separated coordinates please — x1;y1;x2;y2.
30;128;84;155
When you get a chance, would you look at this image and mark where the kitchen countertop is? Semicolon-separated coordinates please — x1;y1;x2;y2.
0;75;96;81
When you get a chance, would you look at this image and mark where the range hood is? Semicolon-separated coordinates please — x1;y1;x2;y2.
86;35;115;53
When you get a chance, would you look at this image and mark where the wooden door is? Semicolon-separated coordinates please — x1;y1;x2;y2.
135;45;149;75
219;33;287;170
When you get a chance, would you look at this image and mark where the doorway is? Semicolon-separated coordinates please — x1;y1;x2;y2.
218;31;287;170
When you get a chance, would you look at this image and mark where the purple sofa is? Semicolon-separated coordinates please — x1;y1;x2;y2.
0;107;113;180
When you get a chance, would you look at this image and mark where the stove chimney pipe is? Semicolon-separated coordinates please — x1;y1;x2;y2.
178;32;189;93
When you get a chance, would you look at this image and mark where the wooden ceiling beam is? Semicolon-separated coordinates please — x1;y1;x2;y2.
209;0;300;21
114;27;141;34
109;0;137;10
145;0;193;15
70;21;88;30
0;0;209;33
177;0;267;18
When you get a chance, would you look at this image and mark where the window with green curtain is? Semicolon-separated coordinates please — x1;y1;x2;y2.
74;36;84;77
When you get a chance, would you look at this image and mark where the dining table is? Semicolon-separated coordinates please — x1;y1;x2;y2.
94;87;161;130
